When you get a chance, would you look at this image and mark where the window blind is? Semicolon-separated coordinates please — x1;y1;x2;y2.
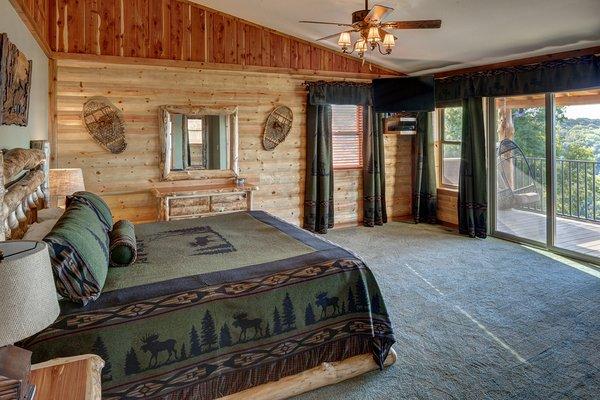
332;105;363;168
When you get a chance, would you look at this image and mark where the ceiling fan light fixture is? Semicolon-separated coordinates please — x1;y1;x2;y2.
338;32;352;51
367;27;381;43
355;38;368;56
382;33;395;54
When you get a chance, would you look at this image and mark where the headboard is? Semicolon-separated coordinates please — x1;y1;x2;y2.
0;140;50;240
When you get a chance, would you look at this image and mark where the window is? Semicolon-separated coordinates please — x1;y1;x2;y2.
439;107;462;186
332;105;364;169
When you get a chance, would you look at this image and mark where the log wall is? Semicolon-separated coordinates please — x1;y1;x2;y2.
53;58;413;225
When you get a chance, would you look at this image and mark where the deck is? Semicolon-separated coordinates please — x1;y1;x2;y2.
497;208;600;260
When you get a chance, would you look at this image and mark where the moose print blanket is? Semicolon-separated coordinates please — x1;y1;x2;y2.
22;211;395;399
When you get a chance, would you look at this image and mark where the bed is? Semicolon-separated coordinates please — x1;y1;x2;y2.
4;145;396;399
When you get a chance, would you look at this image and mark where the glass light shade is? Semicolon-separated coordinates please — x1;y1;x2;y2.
337;32;351;46
355;39;368;52
367;27;381;43
382;33;395;47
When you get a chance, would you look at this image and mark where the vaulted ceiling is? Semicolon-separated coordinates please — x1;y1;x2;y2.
192;0;600;75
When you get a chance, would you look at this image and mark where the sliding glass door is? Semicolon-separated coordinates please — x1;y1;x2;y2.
553;90;600;259
490;89;600;263
493;94;547;244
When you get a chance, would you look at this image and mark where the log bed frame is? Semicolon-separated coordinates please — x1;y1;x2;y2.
0;140;50;241
0;139;397;398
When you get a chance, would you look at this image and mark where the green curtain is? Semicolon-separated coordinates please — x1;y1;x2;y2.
363;108;387;227
304;104;334;233
436;55;600;103
458;97;487;238
413;112;437;223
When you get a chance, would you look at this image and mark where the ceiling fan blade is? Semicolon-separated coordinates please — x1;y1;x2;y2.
316;30;355;42
299;20;354;27
383;20;442;29
364;5;394;24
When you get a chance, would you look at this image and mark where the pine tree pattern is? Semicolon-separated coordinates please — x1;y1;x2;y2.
282;293;296;332
190;325;202;356
92;336;112;381
304;304;316;325
201;311;218;352
371;294;381;314
347;287;357;313
264;322;271;338
124;348;141;375
219;324;232;348
355;279;369;311
273;307;282;335
179;343;187;360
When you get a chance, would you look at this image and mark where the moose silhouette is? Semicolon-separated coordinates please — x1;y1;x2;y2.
232;312;263;342
316;292;340;319
140;333;178;368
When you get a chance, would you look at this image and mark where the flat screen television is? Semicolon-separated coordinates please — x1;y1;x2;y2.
372;76;435;112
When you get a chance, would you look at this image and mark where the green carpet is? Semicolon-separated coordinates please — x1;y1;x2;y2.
295;222;600;400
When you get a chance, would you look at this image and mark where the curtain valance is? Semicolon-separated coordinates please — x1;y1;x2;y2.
306;81;373;106
436;55;600;103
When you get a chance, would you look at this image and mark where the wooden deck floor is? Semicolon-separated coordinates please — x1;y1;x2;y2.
497;208;600;260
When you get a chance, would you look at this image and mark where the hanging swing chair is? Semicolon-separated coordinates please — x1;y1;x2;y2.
496;138;541;210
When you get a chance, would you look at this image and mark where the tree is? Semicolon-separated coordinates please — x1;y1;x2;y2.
347;287;357;313
201;311;218;352
264;322;271;337
190;325;201;356
92;336;112;381
273;307;282;335
282;293;296;331
124;348;141;375
371;294;381;314
341;301;346;315
180;343;187;360
355;279;368;311
219;324;232;348
304;304;316;325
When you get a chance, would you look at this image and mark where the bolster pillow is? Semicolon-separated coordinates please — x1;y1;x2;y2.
109;220;137;267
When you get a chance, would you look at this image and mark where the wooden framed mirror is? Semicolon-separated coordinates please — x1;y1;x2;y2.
159;105;239;181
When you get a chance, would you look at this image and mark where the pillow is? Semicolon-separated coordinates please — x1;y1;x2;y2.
109;220;137;267
23;219;59;241
37;207;65;222
66;191;113;230
44;200;110;304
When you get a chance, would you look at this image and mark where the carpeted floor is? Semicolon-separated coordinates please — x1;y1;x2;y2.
295;222;600;400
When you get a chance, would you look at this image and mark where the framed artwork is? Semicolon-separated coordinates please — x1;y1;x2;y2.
385;112;418;135
0;33;32;126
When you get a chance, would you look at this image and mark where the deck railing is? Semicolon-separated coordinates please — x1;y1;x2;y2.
513;157;600;223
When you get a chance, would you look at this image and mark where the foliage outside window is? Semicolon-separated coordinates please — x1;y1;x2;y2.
332;105;364;169
439;107;462;187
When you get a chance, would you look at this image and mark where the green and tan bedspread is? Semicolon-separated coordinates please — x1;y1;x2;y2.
22;211;395;400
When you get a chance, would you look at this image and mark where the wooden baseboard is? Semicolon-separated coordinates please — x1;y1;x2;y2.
219;348;397;400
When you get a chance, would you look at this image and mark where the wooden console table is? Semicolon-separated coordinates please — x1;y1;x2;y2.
152;182;259;221
30;354;104;400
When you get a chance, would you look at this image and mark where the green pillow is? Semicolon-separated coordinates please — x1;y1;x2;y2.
109;220;137;267
44;201;110;304
67;191;113;230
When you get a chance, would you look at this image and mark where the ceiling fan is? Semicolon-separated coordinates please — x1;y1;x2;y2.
299;1;441;58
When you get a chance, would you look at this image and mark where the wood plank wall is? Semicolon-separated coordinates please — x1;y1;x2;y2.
53;59;412;225
8;0;52;54
41;0;396;75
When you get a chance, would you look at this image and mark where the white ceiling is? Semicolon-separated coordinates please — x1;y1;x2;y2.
192;0;600;75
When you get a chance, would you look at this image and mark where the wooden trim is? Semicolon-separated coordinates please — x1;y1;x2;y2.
48;58;58;168
8;0;53;58
218;348;397;400
437;187;458;196
52;51;395;79
435;46;600;78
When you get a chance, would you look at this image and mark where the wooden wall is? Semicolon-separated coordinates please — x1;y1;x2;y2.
53;58;413;225
8;0;52;54
40;0;396;75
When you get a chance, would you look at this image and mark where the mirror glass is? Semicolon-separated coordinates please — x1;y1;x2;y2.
170;114;229;171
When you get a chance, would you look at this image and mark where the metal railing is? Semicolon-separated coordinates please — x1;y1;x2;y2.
512;157;600;223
